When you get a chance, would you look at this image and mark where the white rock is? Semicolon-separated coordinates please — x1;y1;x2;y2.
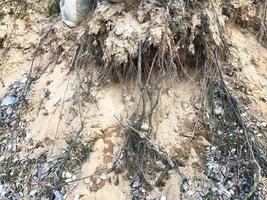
84;178;90;184
141;123;149;131
53;190;63;200
146;195;152;200
0;184;7;197
73;194;80;200
20;76;28;83
160;195;167;200
1;96;18;106
132;181;140;188
211;146;216;151
29;190;37;196
72;175;77;180
62;171;72;179
230;148;236;154
218;187;231;198
217;130;223;135
261;122;267;127
241;112;247;117
99;172;107;180
214;106;223;115
65;178;72;182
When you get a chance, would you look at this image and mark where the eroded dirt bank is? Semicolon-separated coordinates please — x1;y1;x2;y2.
0;0;267;199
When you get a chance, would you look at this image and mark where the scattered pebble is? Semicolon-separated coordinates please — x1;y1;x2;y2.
62;171;72;179
99;172;107;180
84;178;90;184
1;96;18;106
0;184;7;197
217;130;223;135
230;148;236;154
44;89;50;98
241;112;247;117
160;195;167;200
53;190;64;200
29;190;37;196
132;181;140;188
72;175;77;181
194;103;201;110
133;190;139;197
73;194;80;200
141;123;149;131
261;122;267;127
214;106;224;115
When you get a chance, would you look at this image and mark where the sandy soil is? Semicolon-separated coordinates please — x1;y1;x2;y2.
0;0;267;200
228;27;267;120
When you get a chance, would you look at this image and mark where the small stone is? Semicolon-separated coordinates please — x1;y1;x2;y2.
140;123;149;131
188;181;193;186
229;189;234;195
20;77;28;83
44;89;50;98
201;187;209;196
72;175;77;181
6;107;13;115
65;178;72;182
241;112;247;117
53;190;63;200
73;194;79;200
183;183;190;192
214;172;224;182
146;195;152;200
211;146;216;151
257;133;263;137
261;122;267;127
132;181;140;188
217;130;223;135
99;172;107;180
218;187;231;198
62;171;72;179
1;96;18;106
84;178;90;184
0;184;7;197
160;195;167;200
253;129;259;134
133;190;139;197
194;103;201;110
225;181;233;189
230;149;236;154
29;190;37;196
96;178;101;184
214;106;224;115
139;132;146;138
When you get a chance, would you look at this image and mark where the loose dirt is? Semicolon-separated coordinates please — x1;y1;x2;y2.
0;0;267;200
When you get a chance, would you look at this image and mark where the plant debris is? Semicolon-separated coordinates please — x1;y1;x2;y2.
0;0;267;199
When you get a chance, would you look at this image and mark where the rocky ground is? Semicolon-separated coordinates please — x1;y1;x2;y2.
0;0;267;200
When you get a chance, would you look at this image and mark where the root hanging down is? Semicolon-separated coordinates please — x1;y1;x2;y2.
85;0;267;198
1;0;267;199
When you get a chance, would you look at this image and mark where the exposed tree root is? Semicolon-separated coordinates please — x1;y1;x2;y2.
1;0;267;199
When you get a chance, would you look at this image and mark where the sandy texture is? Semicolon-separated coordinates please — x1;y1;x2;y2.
0;0;267;199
